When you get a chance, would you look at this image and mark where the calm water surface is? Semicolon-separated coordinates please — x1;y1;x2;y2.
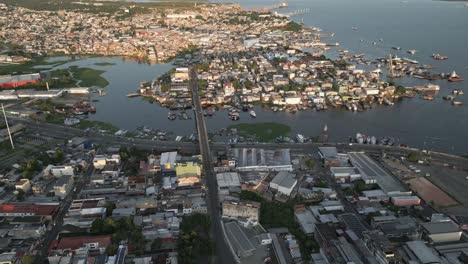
43;0;468;154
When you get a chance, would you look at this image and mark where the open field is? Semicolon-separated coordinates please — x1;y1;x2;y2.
417;164;468;216
227;122;290;142
406;177;458;208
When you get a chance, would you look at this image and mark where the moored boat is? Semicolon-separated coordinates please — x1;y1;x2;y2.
448;71;464;82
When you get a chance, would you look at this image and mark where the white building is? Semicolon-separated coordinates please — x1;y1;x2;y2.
54;175;74;197
93;155;107;169
50;165;74;177
270;171;297;196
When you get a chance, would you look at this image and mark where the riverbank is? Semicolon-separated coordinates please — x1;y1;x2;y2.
227;122;291;142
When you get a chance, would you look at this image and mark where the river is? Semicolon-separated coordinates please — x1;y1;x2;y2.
38;0;468;155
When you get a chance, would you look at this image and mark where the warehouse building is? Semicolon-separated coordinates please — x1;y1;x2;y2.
269;171;297;196
0;73;41;88
403;240;442;263
233;148;292;171
422;221;462;243
330;167;361;182
348;152;406;192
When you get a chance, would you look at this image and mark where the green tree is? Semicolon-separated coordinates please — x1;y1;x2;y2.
104;202;116;217
407;153;419;162
91;218;105;234
151;238;162;251
106;244;119;255
15;190;25;201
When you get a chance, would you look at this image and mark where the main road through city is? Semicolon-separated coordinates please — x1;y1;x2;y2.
190;68;237;264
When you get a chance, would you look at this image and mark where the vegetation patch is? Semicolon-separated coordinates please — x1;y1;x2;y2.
228;122;291;142
91;217;145;255
178;213;214;264
72;119;118;133
240;191;319;261
68;66;108;88
93;62;116;66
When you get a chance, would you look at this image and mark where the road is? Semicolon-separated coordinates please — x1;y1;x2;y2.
33;157;94;264
7;116;468;173
190;68;236;264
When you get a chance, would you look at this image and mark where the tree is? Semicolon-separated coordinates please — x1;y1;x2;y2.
91;218;105;234
119;146;129;162
104;202;116;217
106;244;118;255
395;85;406;95
15;190;25;201
53;150;64;163
151;238;163;251
407;153;419;162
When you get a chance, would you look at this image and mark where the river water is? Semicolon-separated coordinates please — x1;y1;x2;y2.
40;0;468;155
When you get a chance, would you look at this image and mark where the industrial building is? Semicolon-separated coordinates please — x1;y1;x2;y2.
294;206;317;235
348;152;406;193
233;148;292;171
216;172;241;190
330;167;362;182
269;171;297;196
391;195;421;207
318;147;349;167
403;240;442;263
0;73;41;88
422;221;462;243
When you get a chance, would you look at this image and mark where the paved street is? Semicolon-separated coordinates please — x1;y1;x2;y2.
190;68;236;264
33;158;94;264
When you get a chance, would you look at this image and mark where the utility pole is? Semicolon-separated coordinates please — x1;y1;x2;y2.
1;103;14;149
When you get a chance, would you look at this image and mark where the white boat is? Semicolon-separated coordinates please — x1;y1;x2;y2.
403;57;419;64
250;110;256;118
407;49;417;54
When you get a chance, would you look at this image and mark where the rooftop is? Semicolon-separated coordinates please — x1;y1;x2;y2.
216;172;241;188
348;152;405;193
271;171;296;189
57;235;112;250
405;240;441;263
422;221;461;234
318;147;338;159
225;221;255;255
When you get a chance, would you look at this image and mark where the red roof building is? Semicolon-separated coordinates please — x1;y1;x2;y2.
0;203;59;219
57;235;112;255
0;73;41;89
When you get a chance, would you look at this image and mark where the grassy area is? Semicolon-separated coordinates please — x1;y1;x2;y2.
227;122;291;142
94;62;116;66
72;119;118;133
240;191;319;261
0;57;74;75
69;66;108;88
